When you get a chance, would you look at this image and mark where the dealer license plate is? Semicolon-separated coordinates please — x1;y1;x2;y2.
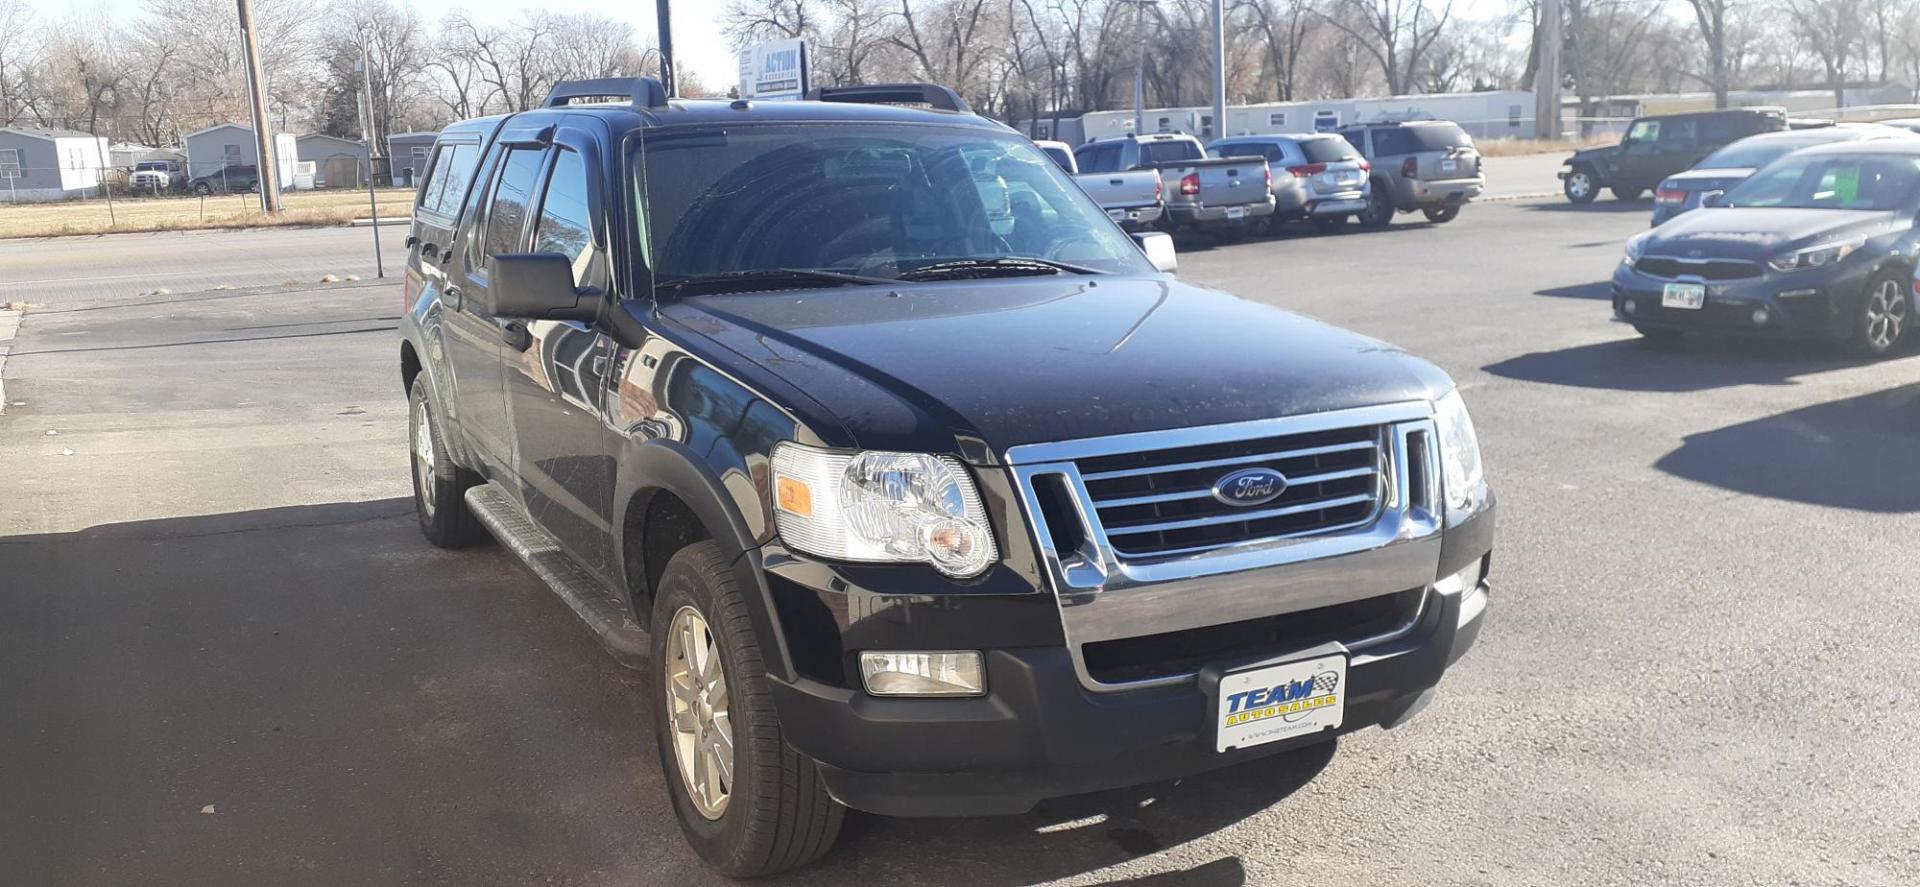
1215;652;1347;752
1441;159;1459;173
1226;205;1247;219
1662;281;1706;310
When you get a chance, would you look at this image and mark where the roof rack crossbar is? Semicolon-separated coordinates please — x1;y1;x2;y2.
805;83;970;114
542;77;669;110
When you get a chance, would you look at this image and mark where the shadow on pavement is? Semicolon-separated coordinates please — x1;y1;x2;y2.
1525;200;1650;214
1484;337;1887;392
0;499;1324;886
1654;383;1920;512
1535;281;1613;300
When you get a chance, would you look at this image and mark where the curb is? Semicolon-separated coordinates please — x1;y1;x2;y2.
350;217;411;227
0;307;20;416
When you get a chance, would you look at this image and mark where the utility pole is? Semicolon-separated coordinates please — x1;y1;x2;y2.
1131;0;1154;135
357;50;384;278
1209;0;1226;141
1535;0;1564;140
655;0;677;97
236;0;280;213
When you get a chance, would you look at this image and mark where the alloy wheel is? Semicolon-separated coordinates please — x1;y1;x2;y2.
1566;172;1593;200
411;396;437;519
1865;278;1909;351
666;605;734;820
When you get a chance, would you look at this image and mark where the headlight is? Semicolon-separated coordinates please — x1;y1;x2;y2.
1432;388;1484;512
1768;237;1865;272
1622;234;1647;266
770;443;998;577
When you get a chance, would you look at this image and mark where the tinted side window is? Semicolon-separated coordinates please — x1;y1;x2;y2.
483;147;546;260
533;148;600;286
1340;131;1366;153
1658;119;1697;145
1215;143;1266;159
1372;128;1414;155
424;143;481;219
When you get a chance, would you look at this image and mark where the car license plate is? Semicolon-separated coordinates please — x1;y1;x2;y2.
1662;282;1706;310
1215;652;1346;753
1226;205;1246;219
1107;209;1127;221
1441;159;1459;173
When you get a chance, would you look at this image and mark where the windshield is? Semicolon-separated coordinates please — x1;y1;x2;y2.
1723;153;1920;210
135;162;168;171
634;124;1152;284
1698;138;1829;171
1408;123;1472;151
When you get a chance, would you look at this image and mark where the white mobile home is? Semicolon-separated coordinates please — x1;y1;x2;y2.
1072;90;1537;144
0;127;110;203
295;134;370;188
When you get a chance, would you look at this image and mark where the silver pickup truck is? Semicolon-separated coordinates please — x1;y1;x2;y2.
1038;139;1164;231
1073;133;1275;240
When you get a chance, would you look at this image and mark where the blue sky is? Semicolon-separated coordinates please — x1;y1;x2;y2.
25;0;737;90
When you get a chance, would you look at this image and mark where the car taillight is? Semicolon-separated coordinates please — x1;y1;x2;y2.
1359;161;1371;172
1655;188;1687;204
1264;166;1272;188
1400;157;1418;178
1154;177;1163;201
1286;163;1327;178
1179;172;1200;196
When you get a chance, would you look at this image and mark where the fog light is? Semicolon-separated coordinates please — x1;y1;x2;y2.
1622;298;1639;315
1435;558;1484;596
859;651;985;697
1751;306;1771;326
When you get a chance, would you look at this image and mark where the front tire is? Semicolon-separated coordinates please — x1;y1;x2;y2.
408;376;485;548
1564;168;1598;204
652;541;844;877
1358;185;1395;229
1854;270;1911;356
191;182;212;196
1422;206;1459;224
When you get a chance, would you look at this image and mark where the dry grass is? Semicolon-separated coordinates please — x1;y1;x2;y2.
0;188;416;239
1475;135;1615;158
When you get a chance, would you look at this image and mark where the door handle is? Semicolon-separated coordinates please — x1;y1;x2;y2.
502;320;533;352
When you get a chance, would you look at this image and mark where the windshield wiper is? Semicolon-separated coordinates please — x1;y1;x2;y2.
895;257;1102;282
654;268;895;297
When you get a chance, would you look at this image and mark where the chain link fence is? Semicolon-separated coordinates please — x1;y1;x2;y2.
0;163;415;238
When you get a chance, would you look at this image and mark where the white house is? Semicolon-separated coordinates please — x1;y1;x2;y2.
0;127;111;203
183;124;298;184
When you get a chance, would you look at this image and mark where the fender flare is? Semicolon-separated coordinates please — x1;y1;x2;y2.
613;439;797;683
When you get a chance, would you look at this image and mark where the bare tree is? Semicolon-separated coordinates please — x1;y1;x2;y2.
1240;0;1321;101
1679;0;1738;107
1789;0;1863;110
1326;0;1457;95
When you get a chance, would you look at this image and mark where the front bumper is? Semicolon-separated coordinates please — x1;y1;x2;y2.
767;502;1496;818
1610;263;1864;339
1167;196;1278;227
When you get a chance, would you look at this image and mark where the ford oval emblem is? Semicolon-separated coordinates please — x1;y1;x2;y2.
1212;467;1288;508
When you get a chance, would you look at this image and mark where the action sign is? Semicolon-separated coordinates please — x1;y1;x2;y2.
739;39;810;102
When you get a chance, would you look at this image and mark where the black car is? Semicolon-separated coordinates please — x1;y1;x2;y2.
1614;140;1920;354
1650;124;1915;226
1562;107;1787;203
398;77;1494;876
186;164;259;195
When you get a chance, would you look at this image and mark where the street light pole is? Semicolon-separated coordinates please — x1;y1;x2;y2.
1209;0;1226;141
236;0;280;214
357;50;384;279
655;0;677;97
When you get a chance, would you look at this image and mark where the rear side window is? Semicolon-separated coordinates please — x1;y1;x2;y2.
1372;128;1414;155
1214;143;1268;160
1340;131;1366;153
533;148;601;286
483;147;546;259
1140;140;1203;165
420;142;481;219
1300;138;1360;162
1407;124;1471;151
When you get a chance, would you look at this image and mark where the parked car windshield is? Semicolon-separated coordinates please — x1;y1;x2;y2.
135;161;170;172
635;124;1153;283
1139;139;1203;165
1699;138;1831;171
1722;153;1920;210
1408;123;1472;151
1300;138;1362;162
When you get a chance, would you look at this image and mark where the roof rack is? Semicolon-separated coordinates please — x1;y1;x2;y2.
542;77;669;110
805;83;971;114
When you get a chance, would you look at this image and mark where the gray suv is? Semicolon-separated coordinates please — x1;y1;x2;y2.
1339;121;1485;228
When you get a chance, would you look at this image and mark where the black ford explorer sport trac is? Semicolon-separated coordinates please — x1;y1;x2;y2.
397;77;1495;877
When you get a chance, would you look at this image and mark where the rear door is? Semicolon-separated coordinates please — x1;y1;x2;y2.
500;121;617;576
442;124;551;477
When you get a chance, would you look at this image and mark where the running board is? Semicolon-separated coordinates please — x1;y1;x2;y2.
464;482;648;669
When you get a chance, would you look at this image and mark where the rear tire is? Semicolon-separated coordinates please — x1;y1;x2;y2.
1312;215;1347;234
1358;185;1395;229
1564;168;1598;204
1422;206;1459;224
1853;269;1911;357
408;376;486;548
652;541;845;877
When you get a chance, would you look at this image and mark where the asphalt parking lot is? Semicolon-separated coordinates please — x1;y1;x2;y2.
4;197;1918;886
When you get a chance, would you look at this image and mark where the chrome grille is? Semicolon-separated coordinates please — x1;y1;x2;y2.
1073;424;1386;560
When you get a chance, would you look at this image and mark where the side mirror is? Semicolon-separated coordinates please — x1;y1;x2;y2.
1132;231;1177;273
487;253;599;322
1700;190;1726;208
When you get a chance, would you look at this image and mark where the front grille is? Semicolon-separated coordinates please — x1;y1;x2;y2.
1081;589;1419;684
1073;423;1386;560
1634;256;1760;281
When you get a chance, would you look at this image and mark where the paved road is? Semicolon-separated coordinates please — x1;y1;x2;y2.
1480;151;1569;200
0;225;407;306
3;199;1918;886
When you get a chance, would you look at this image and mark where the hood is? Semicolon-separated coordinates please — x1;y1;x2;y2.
659;276;1451;456
1661;167;1754;189
1569;144;1620;164
1641;207;1902;262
